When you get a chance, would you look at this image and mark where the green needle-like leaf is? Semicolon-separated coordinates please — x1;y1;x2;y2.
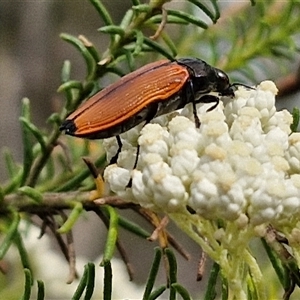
118;216;150;238
3;169;23;195
261;238;286;289
2;147;19;179
14;231;32;274
143;37;175;60
187;0;218;23
57;80;83;94
18;186;43;203
20;98;34;186
204;262;220;300
0;212;20;260
84;263;95;300
146;14;188;25
132;4;152;13
57;202;83;233
149;286;167;300
60;33;97;81
167;9;208;29
89;0;114;26
72;264;89;300
133;30;144;56
143;247;162;300
291;107;300;132
101;206;119;266
19;118;47;152
165;248;177;300
120;9;134;30
171;283;192;300
103;261;112;300
99;25;126;37
61;59;71;83
20;268;33;300
37;280;45;300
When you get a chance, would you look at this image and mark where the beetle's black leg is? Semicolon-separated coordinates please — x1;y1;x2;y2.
132;143;141;170
109;135;123;164
186;79;201;128
192;97;201;128
199;95;220;112
186;205;196;214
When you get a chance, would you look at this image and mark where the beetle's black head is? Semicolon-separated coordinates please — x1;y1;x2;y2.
213;68;235;97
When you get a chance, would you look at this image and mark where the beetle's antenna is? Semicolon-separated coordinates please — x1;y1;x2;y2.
231;83;255;90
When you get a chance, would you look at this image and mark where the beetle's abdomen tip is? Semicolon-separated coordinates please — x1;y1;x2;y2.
60;119;77;135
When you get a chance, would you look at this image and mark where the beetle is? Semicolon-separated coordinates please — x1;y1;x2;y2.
60;58;236;163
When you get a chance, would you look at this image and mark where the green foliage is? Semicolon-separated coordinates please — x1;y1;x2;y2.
72;263;95;300
178;2;300;80
291;107;300;132
1;0;300;299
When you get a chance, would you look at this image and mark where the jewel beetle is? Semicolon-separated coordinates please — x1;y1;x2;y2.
61;58;235;137
60;58;237;163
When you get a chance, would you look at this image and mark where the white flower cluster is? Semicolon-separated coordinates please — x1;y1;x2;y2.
104;81;300;226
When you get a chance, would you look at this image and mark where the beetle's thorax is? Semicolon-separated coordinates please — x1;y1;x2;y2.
177;58;234;99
